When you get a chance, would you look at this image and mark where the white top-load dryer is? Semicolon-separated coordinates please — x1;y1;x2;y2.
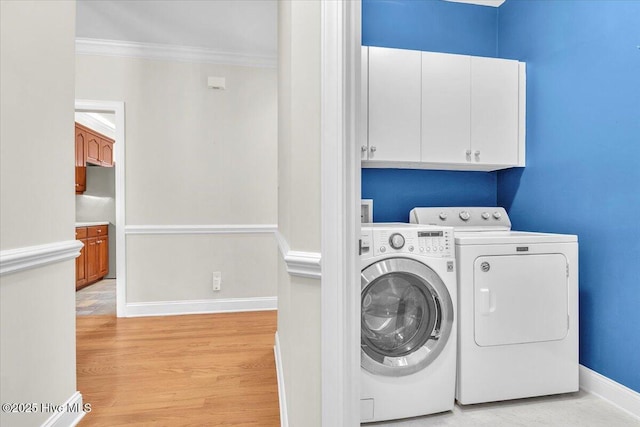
410;207;578;405
360;223;457;422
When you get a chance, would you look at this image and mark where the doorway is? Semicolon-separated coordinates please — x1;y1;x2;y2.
74;100;126;317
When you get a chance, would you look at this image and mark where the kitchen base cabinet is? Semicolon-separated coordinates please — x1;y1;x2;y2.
75;225;108;290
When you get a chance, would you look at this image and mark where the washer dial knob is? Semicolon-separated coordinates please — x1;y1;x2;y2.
439;212;448;220
493;211;502;220
459;211;471;221
481;212;490;220
389;233;405;250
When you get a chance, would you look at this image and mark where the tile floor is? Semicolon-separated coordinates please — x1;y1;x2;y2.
76;278;116;316
368;391;639;426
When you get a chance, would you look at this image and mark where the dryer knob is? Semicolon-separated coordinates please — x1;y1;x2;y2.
439;212;448;220
493;211;502;220
389;233;405;250
481;212;490;220
459;211;471;221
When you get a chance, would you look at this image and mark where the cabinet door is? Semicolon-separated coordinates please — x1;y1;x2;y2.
76;237;87;290
471;56;520;166
422;52;471;164
86;237;99;283
368;47;422;162
86;133;101;166
100;139;114;167
75;166;86;194
75;126;86;167
360;46;369;160
97;236;109;278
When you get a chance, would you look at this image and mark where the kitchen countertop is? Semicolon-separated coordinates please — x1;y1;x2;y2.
75;221;110;227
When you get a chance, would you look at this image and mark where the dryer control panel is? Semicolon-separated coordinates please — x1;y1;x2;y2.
410;207;512;231
361;224;453;258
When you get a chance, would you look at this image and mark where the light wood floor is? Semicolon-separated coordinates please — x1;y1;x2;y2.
76;311;280;426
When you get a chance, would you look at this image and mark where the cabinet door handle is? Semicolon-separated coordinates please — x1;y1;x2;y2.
97;240;102;244
370;146;377;153
474;150;481;161
361;146;368;153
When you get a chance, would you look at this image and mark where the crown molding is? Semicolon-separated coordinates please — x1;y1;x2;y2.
75;112;115;139
76;38;277;68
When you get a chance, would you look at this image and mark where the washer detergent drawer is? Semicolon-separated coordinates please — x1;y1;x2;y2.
473;254;568;347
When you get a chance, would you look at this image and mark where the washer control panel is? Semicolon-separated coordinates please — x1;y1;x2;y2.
361;224;453;258
410;207;512;231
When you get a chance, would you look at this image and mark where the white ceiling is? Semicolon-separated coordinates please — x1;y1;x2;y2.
76;0;277;57
76;0;503;61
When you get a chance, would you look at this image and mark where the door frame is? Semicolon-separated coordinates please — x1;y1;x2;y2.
320;1;361;425
75;99;126;317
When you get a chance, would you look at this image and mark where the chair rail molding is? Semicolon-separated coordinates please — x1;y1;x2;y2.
275;232;322;280
126;224;277;235
0;240;83;276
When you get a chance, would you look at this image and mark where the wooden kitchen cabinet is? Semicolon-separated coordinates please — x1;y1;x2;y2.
75;225;108;290
75;125;87;194
75;123;114;193
75;227;88;289
75;123;115;168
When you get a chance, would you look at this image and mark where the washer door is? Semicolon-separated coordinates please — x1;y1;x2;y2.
361;257;454;377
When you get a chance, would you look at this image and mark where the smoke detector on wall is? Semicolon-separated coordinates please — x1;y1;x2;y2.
444;0;506;7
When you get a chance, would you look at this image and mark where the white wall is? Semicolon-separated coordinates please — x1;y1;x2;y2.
75;54;278;307
0;1;79;426
277;1;322;425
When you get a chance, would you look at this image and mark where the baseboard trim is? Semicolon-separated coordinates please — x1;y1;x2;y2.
0;240;83;276
40;391;86;427
76;38;277;68
579;365;640;420
275;232;322;279
274;332;289;427
125;296;277;317
125;224;277;235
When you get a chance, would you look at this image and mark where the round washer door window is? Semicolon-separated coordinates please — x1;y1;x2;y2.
361;257;453;377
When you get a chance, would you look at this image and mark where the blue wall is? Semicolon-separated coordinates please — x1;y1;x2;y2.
363;0;498;56
361;0;500;222
362;169;496;222
497;0;640;392
363;0;640;393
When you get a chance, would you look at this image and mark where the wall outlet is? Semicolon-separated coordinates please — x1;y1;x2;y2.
212;272;222;291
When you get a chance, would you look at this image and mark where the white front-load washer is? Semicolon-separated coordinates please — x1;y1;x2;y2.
360;223;457;423
410;207;579;405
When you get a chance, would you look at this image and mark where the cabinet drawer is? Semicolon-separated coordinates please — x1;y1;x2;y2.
75;227;88;239
88;225;108;237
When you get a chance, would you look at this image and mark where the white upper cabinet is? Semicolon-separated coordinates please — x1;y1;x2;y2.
366;46;422;162
363;47;526;171
470;56;520;166
421;52;471;164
